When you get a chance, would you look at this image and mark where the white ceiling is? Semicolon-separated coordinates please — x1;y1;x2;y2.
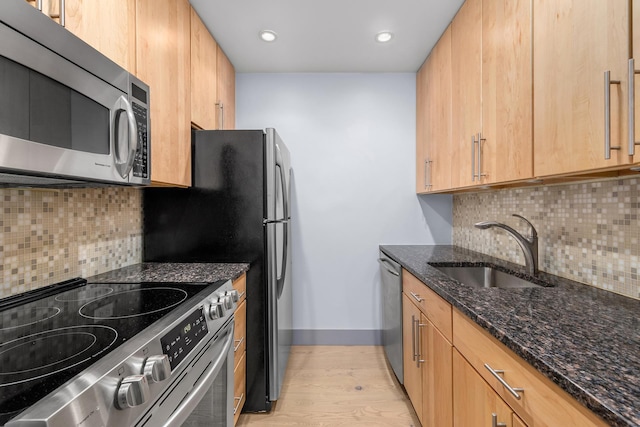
189;0;465;73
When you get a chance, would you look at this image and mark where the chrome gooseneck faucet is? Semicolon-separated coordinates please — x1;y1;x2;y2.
475;214;539;276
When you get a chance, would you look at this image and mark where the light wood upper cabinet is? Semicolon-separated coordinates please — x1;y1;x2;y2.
190;7;218;130
481;0;532;184
418;26;453;193
136;0;191;187
216;46;236;130
534;0;630;177
453;349;516;427
27;0;136;73
451;0;482;189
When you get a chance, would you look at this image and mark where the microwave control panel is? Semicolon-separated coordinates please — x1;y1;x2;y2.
131;101;148;179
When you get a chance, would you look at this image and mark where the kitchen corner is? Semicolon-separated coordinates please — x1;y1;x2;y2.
381;244;640;427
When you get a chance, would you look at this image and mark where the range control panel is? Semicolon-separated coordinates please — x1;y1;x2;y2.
160;307;208;370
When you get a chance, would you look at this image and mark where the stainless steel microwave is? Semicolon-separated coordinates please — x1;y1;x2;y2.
0;0;150;187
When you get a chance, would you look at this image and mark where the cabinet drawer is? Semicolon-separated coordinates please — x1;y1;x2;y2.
403;270;452;342
452;309;606;427
233;351;246;425
234;300;246;369
232;273;247;304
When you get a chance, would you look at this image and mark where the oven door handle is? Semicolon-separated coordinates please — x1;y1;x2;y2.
164;322;235;427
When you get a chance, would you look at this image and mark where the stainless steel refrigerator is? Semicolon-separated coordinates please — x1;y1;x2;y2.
143;128;292;412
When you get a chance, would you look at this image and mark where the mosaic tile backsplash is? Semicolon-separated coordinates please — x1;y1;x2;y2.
453;177;640;300
0;187;142;298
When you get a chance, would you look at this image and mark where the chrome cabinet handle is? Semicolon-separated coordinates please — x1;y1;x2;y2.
628;59;640;155
48;0;65;26
233;337;244;352
36;0;43;11
471;135;477;181
411;315;417;361
417;322;426;366
216;101;224;129
409;292;424;302
425;159;433;190
238;290;246;299
478;133;487;179
491;413;507;427
484;363;524;400
233;393;244;414
605;70;622;159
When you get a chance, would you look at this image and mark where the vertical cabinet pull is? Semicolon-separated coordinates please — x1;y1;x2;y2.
416;322;426;366
478;133;486;179
628;59;640;155
491;413;507;427
411;315;418;361
216;102;224;129
36;0;43;11
604;70;621;159
424;159;433;190
48;0;66;26
471;135;477;181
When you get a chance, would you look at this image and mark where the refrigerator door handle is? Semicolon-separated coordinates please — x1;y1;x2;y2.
275;144;291;220
276;220;289;298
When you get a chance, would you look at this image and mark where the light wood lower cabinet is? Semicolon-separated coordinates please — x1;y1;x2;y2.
453;349;520;427
402;270;453;427
402;270;608;427
232;273;247;424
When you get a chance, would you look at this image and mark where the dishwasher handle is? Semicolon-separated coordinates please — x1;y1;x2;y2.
378;258;400;276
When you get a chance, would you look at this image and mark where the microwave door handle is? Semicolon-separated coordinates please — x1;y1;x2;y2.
113;95;138;179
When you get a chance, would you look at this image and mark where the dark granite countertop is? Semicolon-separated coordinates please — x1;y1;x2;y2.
380;245;640;427
87;262;249;284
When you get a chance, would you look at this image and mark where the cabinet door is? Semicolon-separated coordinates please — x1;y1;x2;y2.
402;294;423;423
136;0;191;187
482;0;532;184
416;57;429;193
190;7;218;130
453;350;513;427
427;27;453;192
632;3;640;164
216;46;236;130
31;0;136;73
451;0;482;188
534;0;630;177
512;414;527;427
423;316;453;427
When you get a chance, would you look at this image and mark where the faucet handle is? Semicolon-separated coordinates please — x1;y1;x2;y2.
512;214;537;240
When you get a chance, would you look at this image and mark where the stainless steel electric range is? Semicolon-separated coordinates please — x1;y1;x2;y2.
0;277;238;427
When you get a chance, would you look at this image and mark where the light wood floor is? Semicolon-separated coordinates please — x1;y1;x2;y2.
237;346;420;427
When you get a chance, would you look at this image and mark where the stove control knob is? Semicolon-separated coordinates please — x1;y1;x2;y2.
143;355;171;383
116;374;150;409
228;290;240;303
222;295;234;310
207;302;225;320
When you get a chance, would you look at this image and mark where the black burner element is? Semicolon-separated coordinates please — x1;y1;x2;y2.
79;288;188;319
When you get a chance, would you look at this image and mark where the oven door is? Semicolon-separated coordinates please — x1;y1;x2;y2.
137;319;234;427
0;21;138;184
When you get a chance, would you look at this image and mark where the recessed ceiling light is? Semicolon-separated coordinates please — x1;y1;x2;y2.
375;31;394;43
260;30;277;42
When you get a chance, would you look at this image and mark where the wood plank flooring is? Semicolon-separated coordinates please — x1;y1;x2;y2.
237;346;420;427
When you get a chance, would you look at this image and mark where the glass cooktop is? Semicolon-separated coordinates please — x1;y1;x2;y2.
0;278;222;425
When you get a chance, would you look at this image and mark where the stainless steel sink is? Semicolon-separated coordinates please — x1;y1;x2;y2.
432;265;547;289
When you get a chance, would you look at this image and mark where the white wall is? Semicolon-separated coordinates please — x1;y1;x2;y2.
236;73;452;343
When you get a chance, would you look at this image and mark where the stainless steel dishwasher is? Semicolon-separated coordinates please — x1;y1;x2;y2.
378;251;403;384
